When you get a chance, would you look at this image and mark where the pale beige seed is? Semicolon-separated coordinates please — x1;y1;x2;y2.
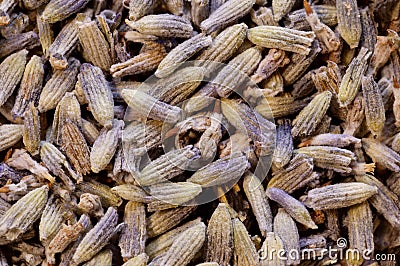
41;0;91;23
12;55;44;117
191;0;210;27
200;0;255;34
272;0;297;22
22;104;40;156
248;26;315;55
259;232;285;266
362;138;400;172
266;188;317;229
91;119;124;173
119;201;147;260
39;196;66;246
76;180;122;207
336;0;361;48
0;124;24;152
232;218;259;266
302;182;378;210
129;0;155;21
123;253;149;266
0;49;28;106
148;182;202;205
37;15;54;58
298;133;361;148
257;95;310;119
272;119;293;168
361;75;385;137
81;118;100;145
78;63;114;128
111;184;149;202
285;4;338;31
82;249;112;266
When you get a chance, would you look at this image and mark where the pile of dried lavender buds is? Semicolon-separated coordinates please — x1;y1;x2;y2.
0;0;400;265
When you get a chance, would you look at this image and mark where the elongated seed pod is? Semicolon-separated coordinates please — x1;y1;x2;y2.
361;75;385;137
285;5;337;31
76;180;122;207
200;0;255;34
121;89;182;124
0;124;24;152
42;0;91;23
0;185;48;241
250;49;289;84
22;105;40;156
38;57;81;112
243;173;272;236
359;7;377;52
257;95;310;119
78;63;114;128
338;47;371;107
72;207;120;265
126;14;193;38
298;133;361;148
272;119;293;168
272;0;296;21
147;206;197;238
268;153;318;194
266;188;317;229
248;26;315;55
292;91;332;137
0;31;39;59
81;119;100;145
362;138;400;172
274;208;300;265
112;184;152;203
91;120;124;173
0;49;28;106
303;182;378;210
355;174;400;229
336;0;361;48
12;55;44;117
129;0;155;21
191;0;210;27
148;182;202;205
37;15;54;57
161;222;206;266
259;232;285;266
39;197;66;246
82;249;112;266
119;201;147;260
155;34;212;78
123;253;148;266
232;218;259;266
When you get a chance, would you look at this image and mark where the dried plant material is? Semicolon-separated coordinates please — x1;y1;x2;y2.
298;133;361;148
37;14;54;57
78;193;104;218
82;249;112;266
369;30;400;76
191;0;210;27
336;0;361;48
342;93;365;136
272;0;296;22
22;104;40;156
303;182;378;210
76;180;122;207
359;7;377;52
200;0;254;34
81;119;100;145
196;263;219;266
268;153;318;194
274;208;300;265
232;218;259;266
41;0;90;23
210;0;227;13
111;183;152;203
39;196;66;247
0;0;18;25
248;26;315;55
12;55;44;117
243;173;272;236
129;0;155;21
0;185;48;241
292;91;332;137
123;253;148;266
250;7;277;26
251;49;289;84
392;133;400;153
266;188;317;229
362;138;400;172
0;31;39;58
272;119;293;168
79;63;114;127
259;232;285;266
148;182;202;205
0;49;28;106
0;124;24;152
126;14;192;38
285;4;338;31
257;95;310;119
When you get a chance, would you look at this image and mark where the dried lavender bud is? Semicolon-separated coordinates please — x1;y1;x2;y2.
259;232;285;266
272;119;293;168
336;0;361;48
22;104;40;156
39;196;66;246
298;133;361;148
148;182;202;206
359;7;377;51
76;180;122;207
37;15;54;57
362;138;400;172
41;0;91;23
0;124;24;152
232;218;259;266
81;119;100;145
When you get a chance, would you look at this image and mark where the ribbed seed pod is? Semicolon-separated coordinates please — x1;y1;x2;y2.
274;208;300;265
22;104;40;156
0;49;28;106
161;222;206;266
78;63;114;128
266;188;317;229
41;0;91;23
0;124;24;152
81;119;100;145
0;185;48;241
155;34;211;78
91;120;124;173
292;91;332;137
146;218;202;260
232;218;259;266
346;202;373;266
38;57;81;112
257;95;310;119
111;185;150;203
251;49;289;84
272;119;293;168
259;232;285;266
361;75;385;137
147;206;197;238
129;0;155;21
39;196;65;246
37;15;54;57
243;173;272;236
297;146;355;173
362;138;400;172
76;180;122;207
336;0;361;48
248;26;315;55
72;207;120;265
272;0;296;21
187;152;248;187
148;182;202;205
82;249;112;266
61;120;91;175
119;201;147;261
78;21;112;72
303;182;378;210
298;133;361;148
0;31;39;59
355;174;400;229
126;14;193;38
268;153;318;194
213;47;262;98
250;7;277;26
0;197;11;218
200;0;255;34
285;5;337;31
359;7;377;52
123;253;148;266
338;47;371;107
48;14;90;69
191;0;209;27
12;55;44;117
